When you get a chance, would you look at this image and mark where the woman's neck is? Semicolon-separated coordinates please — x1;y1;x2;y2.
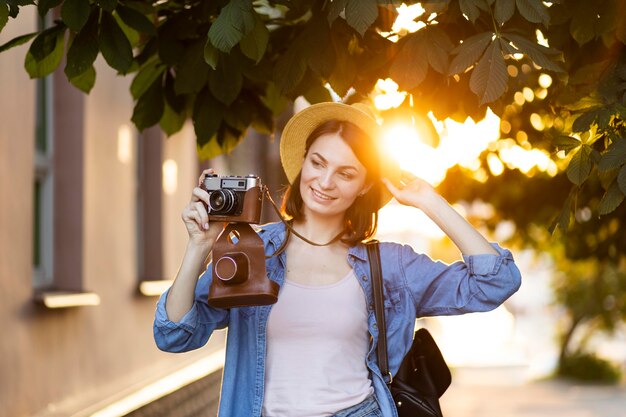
292;213;345;244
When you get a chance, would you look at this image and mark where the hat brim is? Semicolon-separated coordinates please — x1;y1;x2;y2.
279;102;400;209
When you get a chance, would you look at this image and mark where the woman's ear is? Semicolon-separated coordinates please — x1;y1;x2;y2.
359;183;373;197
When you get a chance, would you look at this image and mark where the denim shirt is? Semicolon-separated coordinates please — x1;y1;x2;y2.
154;222;521;417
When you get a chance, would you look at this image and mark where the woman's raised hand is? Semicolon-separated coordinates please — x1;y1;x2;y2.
181;169;224;247
382;170;442;211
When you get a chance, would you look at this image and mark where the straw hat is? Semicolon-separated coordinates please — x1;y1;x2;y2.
279;101;400;208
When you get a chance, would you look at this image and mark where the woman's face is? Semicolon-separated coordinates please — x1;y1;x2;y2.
299;132;369;220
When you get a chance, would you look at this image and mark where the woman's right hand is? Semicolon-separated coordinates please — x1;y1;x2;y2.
181;169;224;248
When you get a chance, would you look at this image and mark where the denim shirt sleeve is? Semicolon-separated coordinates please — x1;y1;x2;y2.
153;267;229;353
399;243;521;317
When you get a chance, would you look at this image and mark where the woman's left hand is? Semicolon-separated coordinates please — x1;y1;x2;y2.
382;171;441;210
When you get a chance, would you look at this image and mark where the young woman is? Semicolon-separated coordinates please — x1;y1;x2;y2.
154;102;522;417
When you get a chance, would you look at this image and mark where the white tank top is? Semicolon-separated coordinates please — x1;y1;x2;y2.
262;270;374;417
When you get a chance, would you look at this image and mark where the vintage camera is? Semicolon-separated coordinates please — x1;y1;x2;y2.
201;174;278;308
201;174;263;224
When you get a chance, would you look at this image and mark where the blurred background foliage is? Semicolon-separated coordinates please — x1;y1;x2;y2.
1;0;625;381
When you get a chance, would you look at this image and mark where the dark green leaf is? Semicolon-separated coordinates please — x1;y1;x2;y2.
566;145;593;186
38;0;62;17
424;27;453;74
345;0;378;36
572;108;602;133
25;25;66;78
304;16;335;79
549;187;574;234
303;82;333;105
160;101;186;136
163;71;185;113
569;2;596;45
132;78;164;131
554;135;582;154
0;31;37;53
449;32;493;75
98;11;133;73
515;0;549;25
204;39;219;70
494;0;515;25
390;35;428;90
208;0;255;53
116;5;155;35
250;100;274;135
239;13;269;63
61;0;90;32
274;45;307;94
97;0;117;12
328;0;348;24
618;165;626;195
69;65;96;93
0;5;9;33
459;0;482;22
502;33;563;72
599;139;626;171
469;40;508;105
65;10;99;79
174;40;209;95
209;54;242;105
598;180;625;215
261;82;290;116
193;90;223;144
130;58;165;100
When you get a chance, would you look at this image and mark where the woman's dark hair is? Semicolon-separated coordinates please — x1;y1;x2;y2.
281;119;383;245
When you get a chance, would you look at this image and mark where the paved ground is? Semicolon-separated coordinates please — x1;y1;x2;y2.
440;367;626;417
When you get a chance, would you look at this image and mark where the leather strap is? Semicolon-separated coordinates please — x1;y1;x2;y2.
366;240;392;385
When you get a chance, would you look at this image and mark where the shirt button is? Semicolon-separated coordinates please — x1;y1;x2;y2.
361;275;368;281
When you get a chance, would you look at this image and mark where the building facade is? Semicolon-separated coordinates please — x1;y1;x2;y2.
0;8;285;416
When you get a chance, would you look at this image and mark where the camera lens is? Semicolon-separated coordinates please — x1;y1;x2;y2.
208;189;237;214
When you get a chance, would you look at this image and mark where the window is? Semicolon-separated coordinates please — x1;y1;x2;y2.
32;14;99;308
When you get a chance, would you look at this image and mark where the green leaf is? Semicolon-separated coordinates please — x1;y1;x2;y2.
303;82;333;105
204;39;219;70
174;39;209;95
38;0;62;17
65;10;99;79
69;65;96;93
567;145;593;186
554;135;582;155
423;27;453;74
459;0;482;22
61;0;90;32
160;101;186;136
132;78;164;131
619;164;626;195
98;11;133;73
193;90;223;145
569;2;596;46
209;54;242;105
515;0;549;25
116;5;155;35
273;45;307;94
328;0;348;24
449;32;492;75
208;0;255;53
0;31;37;53
97;0;117;12
261;82;290;116
0;5;9;33
239;13;269;63
303;16;335;78
494;0;515;25
130;58;165;100
469;40;508;105
598;180;625;215
598;139;626;171
345;0;378;36
502;33;563;72
549;187;574;234
389;35;429;90
25;25;66;78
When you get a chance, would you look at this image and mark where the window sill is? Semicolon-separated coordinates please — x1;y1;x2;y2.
34;290;101;309
138;280;173;297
